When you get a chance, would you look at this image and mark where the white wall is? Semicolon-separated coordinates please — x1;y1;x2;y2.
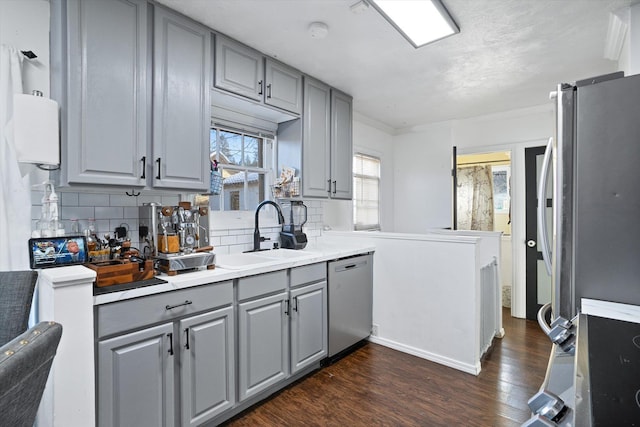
0;0;50;96
391;105;554;318
626;4;640;75
393;121;453;232
393;105;554;232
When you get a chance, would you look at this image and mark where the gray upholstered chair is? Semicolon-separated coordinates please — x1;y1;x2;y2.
0;270;38;347
0;321;62;427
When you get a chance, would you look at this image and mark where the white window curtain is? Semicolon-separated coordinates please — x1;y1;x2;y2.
353;153;380;231
456;165;494;231
0;45;31;270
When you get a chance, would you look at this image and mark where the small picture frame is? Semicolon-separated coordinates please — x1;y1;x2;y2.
29;236;88;269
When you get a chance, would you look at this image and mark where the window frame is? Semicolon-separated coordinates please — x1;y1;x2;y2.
353;152;381;231
209;127;275;213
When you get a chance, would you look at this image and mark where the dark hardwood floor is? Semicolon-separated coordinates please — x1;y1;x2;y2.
224;309;550;426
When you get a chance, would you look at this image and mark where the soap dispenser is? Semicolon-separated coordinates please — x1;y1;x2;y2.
46;182;64;236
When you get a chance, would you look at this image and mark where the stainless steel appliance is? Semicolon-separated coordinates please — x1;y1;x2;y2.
279;200;308;250
525;72;640;426
139;202;214;274
328;254;373;358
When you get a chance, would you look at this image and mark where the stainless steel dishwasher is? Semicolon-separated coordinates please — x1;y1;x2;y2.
328;253;373;358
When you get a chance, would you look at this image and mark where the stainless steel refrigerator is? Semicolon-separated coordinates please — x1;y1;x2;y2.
525;72;640;426
543;71;640;321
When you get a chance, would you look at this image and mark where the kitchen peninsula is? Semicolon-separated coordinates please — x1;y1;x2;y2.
36;241;374;427
35;229;503;427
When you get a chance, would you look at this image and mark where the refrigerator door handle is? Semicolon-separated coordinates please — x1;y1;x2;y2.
538;137;554;275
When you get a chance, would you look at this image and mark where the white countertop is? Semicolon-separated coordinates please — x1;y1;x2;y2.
93;240;375;305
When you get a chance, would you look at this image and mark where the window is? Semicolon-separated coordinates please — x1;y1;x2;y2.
209;128;274;212
353;153;381;230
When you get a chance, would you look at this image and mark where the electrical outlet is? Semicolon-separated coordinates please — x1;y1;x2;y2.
371;324;379;336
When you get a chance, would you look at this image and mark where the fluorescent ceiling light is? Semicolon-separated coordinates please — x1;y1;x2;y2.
370;0;459;48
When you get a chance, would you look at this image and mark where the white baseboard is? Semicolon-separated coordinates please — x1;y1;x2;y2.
367;336;481;375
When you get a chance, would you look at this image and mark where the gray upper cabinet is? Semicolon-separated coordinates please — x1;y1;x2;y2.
64;0;148;186
330;89;354;200
214;35;302;115
278;77;353;199
264;59;303;114
56;0;211;191
179;306;235;427
214;35;263;101
153;6;211;191
302;77;332;197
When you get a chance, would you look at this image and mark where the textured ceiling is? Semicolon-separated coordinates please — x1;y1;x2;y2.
156;0;637;130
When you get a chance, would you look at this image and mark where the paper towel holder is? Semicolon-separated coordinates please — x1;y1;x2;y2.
13;90;61;171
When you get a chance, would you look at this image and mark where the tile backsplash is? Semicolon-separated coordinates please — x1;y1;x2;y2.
31;189;324;255
209;200;325;255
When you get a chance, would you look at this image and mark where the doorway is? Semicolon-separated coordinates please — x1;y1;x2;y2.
524;146;552;320
454;150;512;308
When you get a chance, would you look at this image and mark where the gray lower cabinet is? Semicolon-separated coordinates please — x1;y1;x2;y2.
179;307;235;426
290;280;328;374
236;266;327;403
98;323;175;427
97;282;234;427
237;291;289;401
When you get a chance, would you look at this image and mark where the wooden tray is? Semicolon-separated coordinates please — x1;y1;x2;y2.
86;259;154;287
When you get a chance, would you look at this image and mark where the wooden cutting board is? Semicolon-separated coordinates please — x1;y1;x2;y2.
86;259;154;287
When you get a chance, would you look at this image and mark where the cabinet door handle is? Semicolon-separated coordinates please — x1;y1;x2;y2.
165;300;192;310
140;156;146;179
267;83;272;99
284;299;290;316
327;179;332;194
292;297;298;312
156;158;162;180
332;180;337;194
167;333;174;356
258;80;263;95
184;328;190;350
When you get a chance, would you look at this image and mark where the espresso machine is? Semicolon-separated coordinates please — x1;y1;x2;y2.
279;200;308;250
139;202;215;274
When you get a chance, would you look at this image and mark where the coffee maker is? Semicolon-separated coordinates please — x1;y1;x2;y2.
279;200;307;250
139;202;215;274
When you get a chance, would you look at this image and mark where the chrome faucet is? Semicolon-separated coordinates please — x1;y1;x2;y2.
251;201;285;252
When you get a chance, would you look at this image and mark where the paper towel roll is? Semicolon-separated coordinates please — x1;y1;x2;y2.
13;93;60;165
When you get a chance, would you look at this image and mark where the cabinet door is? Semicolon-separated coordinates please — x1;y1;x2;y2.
179;306;235;427
65;0;147;186
330;89;354;199
265;59;302;114
238;292;289;401
290;281;328;374
214;35;264;101
302;77;331;198
98;323;175;427
153;6;211;190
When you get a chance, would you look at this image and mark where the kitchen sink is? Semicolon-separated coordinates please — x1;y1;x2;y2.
215;249;315;269
253;249;315;260
215;253;273;269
